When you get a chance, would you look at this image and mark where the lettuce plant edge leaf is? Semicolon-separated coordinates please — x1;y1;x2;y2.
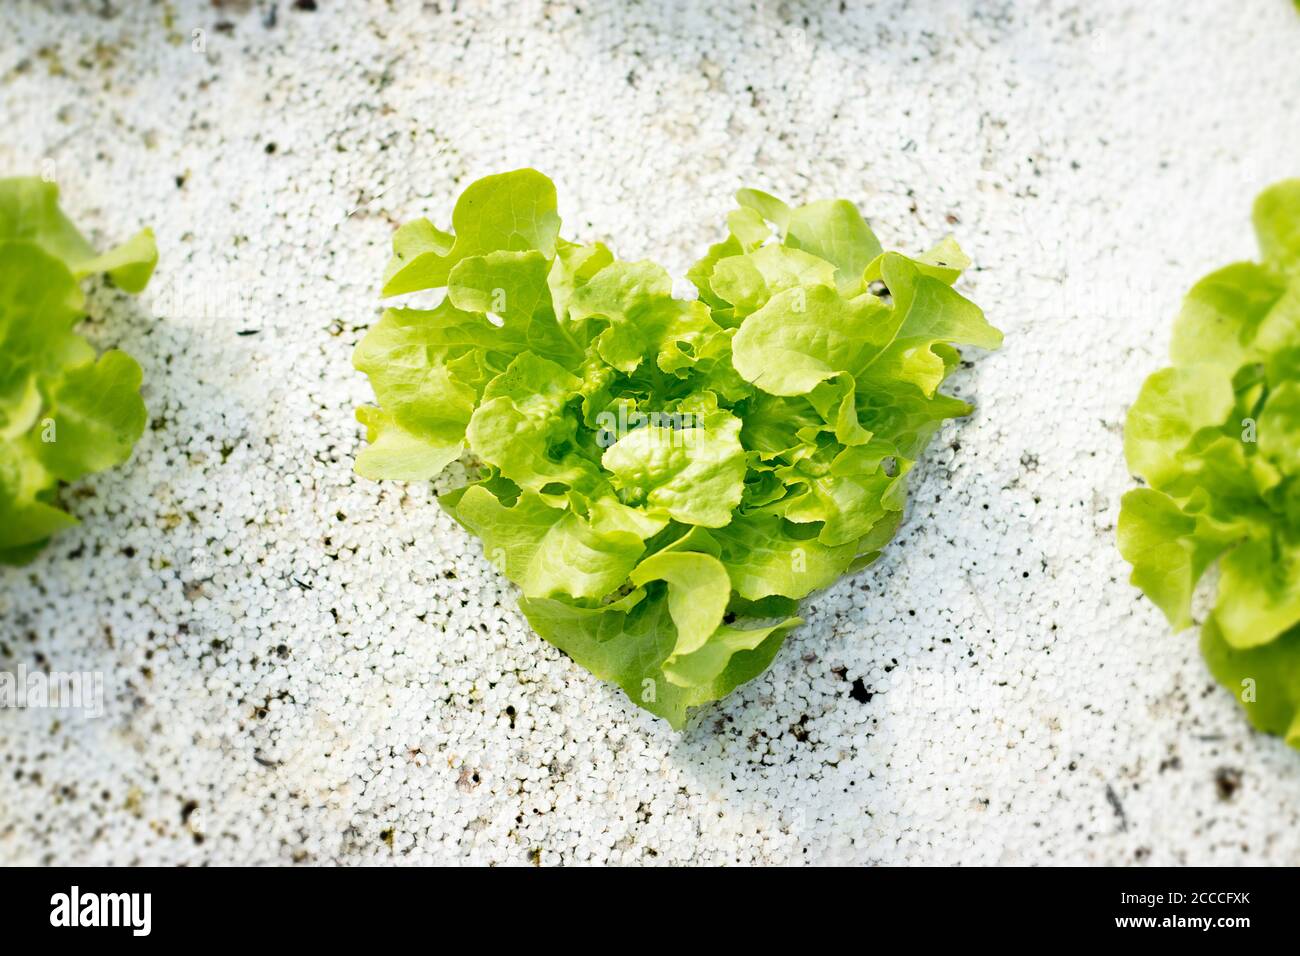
0;177;157;563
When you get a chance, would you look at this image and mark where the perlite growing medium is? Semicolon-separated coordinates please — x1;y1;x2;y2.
3;0;1300;871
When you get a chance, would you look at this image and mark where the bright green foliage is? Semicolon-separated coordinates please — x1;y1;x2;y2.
356;170;1001;728
1119;179;1300;748
0;178;157;564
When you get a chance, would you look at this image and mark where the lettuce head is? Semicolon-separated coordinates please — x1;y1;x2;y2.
356;169;1001;728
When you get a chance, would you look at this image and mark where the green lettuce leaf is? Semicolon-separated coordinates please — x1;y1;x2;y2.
1119;178;1300;748
0;178;156;564
357;171;1000;727
1201;615;1300;747
601;407;746;527
1253;179;1300;275
382;169;561;296
517;590;800;729
442;484;644;600
729;253;1000;400
1124;365;1236;489
0;176;157;290
711;512;857;600
784;199;882;293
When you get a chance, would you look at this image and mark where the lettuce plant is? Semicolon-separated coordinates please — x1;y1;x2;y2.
356;169;1001;727
1119;179;1300;748
0;177;157;564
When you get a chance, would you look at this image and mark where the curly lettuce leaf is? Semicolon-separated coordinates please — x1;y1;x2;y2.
0;177;157;291
601;407;746;527
0;178;156;564
382;169;561;297
1253;179;1300;276
357;171;1000;727
1117;488;1240;632
34;350;147;482
517;590;800;728
731;284;886;396
442;484;645;600
777;196;881;293
730;253;1000;400
1201;615;1300;747
1124;365;1236;489
1119;178;1300;748
711;513;858;600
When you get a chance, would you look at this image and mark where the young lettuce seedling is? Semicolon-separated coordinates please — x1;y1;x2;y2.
355;170;1001;728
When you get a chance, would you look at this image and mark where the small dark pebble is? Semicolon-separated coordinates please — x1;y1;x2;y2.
849;678;872;704
1214;767;1243;801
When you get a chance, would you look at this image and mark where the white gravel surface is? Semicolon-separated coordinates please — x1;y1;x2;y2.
2;0;1299;866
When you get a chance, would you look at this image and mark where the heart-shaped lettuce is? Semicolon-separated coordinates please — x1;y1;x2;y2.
0;177;157;565
356;169;1001;728
1119;179;1300;748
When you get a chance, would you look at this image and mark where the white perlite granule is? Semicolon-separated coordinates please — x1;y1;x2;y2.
1;0;1297;866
